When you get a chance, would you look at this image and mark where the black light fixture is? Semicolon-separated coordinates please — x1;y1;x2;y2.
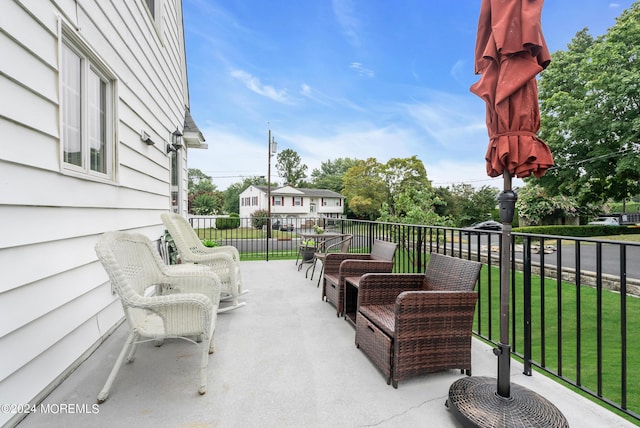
166;143;177;154
171;127;183;150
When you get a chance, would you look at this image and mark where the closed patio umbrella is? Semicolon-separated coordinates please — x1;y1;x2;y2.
447;1;567;426
472;0;553;180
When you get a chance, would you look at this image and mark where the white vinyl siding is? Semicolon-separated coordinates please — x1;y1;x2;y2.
0;1;192;426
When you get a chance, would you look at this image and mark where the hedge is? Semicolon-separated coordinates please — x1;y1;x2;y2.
513;225;640;238
216;213;240;230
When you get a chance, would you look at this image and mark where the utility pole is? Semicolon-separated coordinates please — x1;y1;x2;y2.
267;128;277;239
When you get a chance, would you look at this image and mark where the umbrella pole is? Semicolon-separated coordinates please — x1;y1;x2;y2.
447;173;568;426
496;171;517;398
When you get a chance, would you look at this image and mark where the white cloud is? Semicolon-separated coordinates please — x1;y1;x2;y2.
230;69;293;104
450;59;468;84
332;0;361;47
349;62;375;78
299;83;333;106
404;93;487;150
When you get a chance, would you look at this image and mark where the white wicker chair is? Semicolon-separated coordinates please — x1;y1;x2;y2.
95;231;221;403
161;212;247;312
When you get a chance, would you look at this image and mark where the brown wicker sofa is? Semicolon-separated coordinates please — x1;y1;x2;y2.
322;239;397;317
355;253;481;388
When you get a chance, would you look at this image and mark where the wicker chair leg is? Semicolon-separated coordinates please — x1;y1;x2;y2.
305;259;316;279
199;339;209;395
316;266;324;287
98;331;136;403
125;337;140;363
309;260;316;279
217;301;246;313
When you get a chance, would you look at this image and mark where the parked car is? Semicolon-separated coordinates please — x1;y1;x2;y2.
466;220;503;231
272;220;295;231
587;217;619;226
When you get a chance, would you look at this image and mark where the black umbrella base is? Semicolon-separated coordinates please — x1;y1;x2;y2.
446;376;569;428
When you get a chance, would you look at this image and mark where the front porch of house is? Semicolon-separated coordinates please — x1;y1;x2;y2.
16;260;635;428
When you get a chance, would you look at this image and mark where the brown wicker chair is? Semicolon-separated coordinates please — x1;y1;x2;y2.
308;234;353;285
355;253;481;388
322;239;397;317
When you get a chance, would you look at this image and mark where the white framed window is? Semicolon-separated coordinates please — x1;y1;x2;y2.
143;0;164;39
60;27;116;180
293;196;302;206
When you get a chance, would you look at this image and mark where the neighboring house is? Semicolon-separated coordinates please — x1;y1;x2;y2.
239;185;345;226
0;1;205;425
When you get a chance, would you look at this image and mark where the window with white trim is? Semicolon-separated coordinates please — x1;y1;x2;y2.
143;0;164;38
60;34;115;179
293;196;302;206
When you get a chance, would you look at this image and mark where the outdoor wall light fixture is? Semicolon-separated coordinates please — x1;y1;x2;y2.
171;127;184;150
166;126;183;154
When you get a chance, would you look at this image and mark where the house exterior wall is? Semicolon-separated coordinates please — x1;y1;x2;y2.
0;1;193;425
239;185;345;223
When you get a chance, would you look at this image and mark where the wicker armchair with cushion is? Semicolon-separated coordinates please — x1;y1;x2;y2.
95;231;221;402
161;212;246;312
355;253;481;388
322;239;397;317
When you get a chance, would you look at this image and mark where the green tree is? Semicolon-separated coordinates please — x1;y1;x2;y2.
440;184;499;227
538;3;640;205
380;156;431;218
516;183;583;225
275;148;308;187
187;169;224;215
309;158;358;192
190;192;224;215
188;168;217;195
223;176;267;214
342;158;386;219
378;186;451;226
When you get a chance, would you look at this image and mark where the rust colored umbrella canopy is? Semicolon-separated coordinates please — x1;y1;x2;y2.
471;0;554;179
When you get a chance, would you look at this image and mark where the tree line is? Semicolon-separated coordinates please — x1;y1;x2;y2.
188;154;500;228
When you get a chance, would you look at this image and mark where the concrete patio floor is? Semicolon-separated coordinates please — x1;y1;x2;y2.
17;260;636;428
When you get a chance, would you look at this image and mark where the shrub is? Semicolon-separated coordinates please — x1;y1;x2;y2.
251;209;269;229
216;214;240;230
513;225;622;238
201;239;220;247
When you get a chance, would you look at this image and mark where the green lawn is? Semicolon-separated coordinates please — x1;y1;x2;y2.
474;262;640;422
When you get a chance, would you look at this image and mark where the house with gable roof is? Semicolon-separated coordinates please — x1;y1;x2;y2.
239;185;345;226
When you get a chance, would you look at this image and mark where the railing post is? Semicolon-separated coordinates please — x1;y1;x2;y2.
416;227;422;272
368;221;375;251
266;216;270;261
523;235;532;376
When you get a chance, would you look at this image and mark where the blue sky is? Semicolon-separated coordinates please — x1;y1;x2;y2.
183;0;635;191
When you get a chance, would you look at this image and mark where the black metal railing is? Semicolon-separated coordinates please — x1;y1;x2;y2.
188;216;640;422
